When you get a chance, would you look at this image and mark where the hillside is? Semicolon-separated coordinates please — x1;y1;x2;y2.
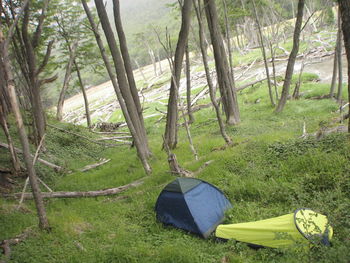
105;0;175;37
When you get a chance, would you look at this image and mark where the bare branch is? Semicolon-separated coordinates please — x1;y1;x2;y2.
32;0;50;48
36;40;54;76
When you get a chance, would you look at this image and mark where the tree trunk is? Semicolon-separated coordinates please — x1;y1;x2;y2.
204;0;240;125
164;0;192;150
134;59;147;83
148;46;157;77
82;0;151;174
20;1;50;145
56;41;78;121
157;50;163;75
252;0;275;106
185;45;194;124
330;42;338;97
292;59;305;99
222;0;234;79
193;0;232;146
113;0;147;133
74;60;91;128
269;42;279;100
336;9;343;103
0;102;21;174
275;0;305;113
1;25;49;230
338;0;350;132
94;0;151;159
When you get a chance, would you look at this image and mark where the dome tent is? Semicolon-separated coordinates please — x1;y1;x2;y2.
155;178;232;238
215;208;333;248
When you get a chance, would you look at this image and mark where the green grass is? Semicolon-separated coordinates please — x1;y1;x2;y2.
1;70;349;262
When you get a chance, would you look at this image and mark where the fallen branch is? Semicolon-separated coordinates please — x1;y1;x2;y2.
236;78;268;92
190;86;209;107
8;177;146;200
193;160;214;177
48;124;125;148
1;228;33;259
79;158;111;172
0;141;63;172
90;131;130;135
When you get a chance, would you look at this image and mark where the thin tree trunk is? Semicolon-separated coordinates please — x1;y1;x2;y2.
185;45;194;123
336;9;343;103
57;41;78;121
252;0;275;106
193;0;232;146
134;59;147;83
113;0;150;157
82;0;151;174
21;1;49;145
0;103;21;174
293;59;305;99
338;0;350;132
204;0;240;125
1;24;49;230
94;0;151;159
275;0;305;113
222;0;234;79
164;0;192;150
148;47;157;77
74;60;91;128
157;50;163;75
330;42;338;97
269;42;279;100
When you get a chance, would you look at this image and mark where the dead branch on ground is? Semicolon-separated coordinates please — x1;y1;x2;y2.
79;158;111;172
7;177;146;200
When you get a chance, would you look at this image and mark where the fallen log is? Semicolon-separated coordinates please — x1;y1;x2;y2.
0;142;63;172
79;158;111;172
7;177;145;200
236;78;268;92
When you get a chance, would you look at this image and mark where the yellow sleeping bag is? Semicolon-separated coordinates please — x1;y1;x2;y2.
215;208;333;248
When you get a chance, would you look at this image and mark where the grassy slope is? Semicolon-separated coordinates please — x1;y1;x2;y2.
1;70;349;262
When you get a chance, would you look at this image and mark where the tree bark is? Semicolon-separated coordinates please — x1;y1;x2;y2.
193;0;232;146
1;23;49;230
338;0;350;132
275;0;305;113
82;0;151;174
164;0;192;150
185;45;194;124
204;0;240;125
56;41;78;121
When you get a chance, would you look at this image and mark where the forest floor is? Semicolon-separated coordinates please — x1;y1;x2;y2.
1;29;350;262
